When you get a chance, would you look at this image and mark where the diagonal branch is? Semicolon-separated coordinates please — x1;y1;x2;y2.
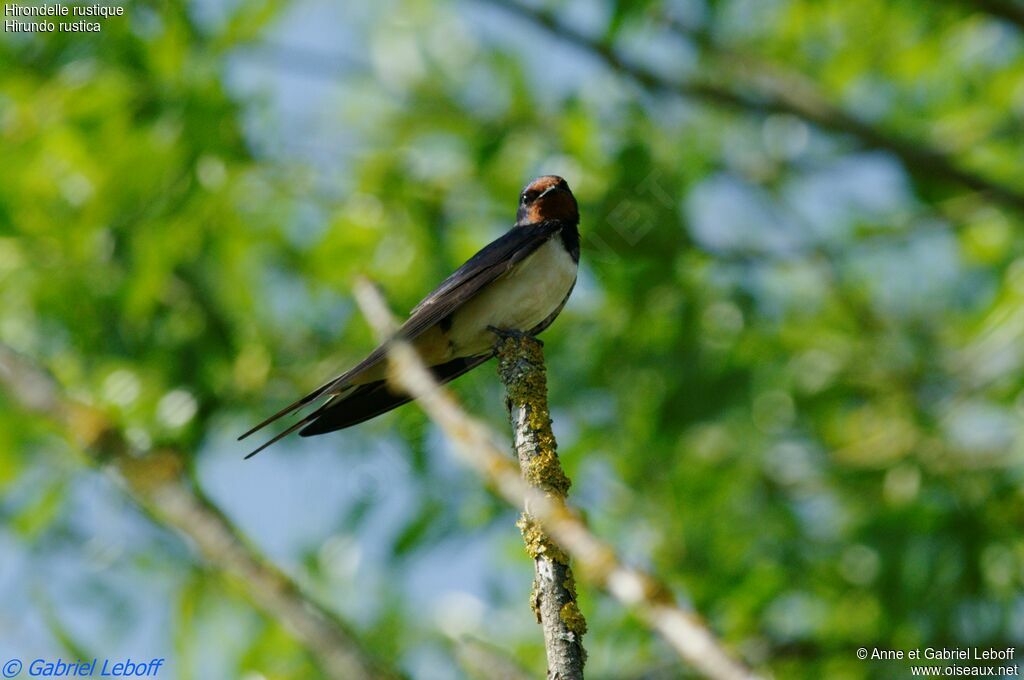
455;637;534;680
353;279;762;680
476;0;1024;215
0;344;400;680
964;0;1024;32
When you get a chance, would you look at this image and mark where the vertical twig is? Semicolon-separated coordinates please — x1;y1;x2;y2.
495;335;587;680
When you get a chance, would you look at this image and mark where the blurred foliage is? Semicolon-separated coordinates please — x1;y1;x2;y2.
3;0;1024;678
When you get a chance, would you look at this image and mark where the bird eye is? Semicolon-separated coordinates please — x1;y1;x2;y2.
522;189;540;204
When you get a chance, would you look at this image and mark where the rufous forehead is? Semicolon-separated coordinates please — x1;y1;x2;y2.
524;175;565;193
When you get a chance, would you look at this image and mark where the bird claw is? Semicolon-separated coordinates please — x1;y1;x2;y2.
487;325;542;345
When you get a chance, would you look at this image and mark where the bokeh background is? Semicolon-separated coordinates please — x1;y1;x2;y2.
3;0;1024;678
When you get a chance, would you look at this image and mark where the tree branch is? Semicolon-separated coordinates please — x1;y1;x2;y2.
964;0;1024;32
475;0;1024;215
353;279;761;680
0;344;399;680
496;334;586;679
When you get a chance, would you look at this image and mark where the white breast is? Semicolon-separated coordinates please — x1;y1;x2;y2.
448;235;578;356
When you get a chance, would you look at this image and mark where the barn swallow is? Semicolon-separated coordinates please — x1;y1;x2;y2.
240;175;580;458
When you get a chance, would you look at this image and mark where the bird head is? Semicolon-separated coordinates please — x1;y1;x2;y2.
515;175;579;226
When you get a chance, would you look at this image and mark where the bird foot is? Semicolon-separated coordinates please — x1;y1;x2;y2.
487;326;542;346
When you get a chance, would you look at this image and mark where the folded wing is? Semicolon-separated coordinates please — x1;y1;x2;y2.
239;220;564;457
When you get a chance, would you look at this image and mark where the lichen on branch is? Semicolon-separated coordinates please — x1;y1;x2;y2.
496;333;586;679
495;335;570;496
